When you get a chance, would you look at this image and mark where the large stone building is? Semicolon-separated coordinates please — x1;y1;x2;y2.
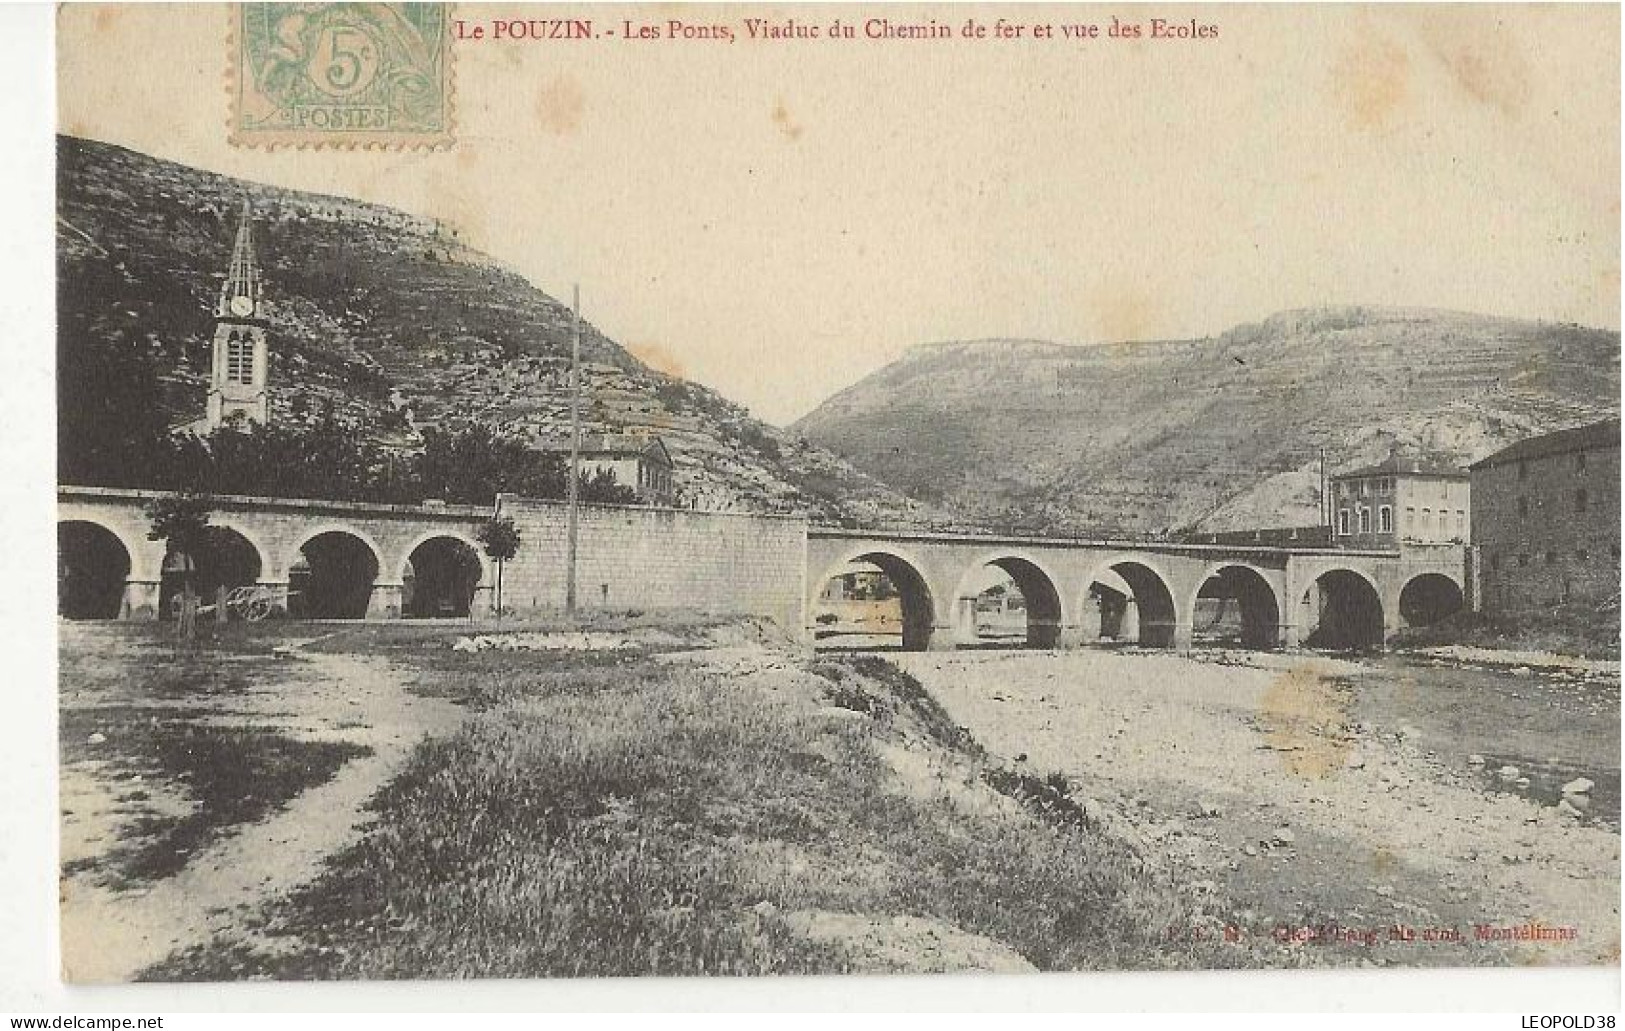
1470;418;1621;618
1330;454;1470;550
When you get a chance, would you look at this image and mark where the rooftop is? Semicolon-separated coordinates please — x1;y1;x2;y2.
1470;418;1622;470
1334;454;1470;480
539;433;673;463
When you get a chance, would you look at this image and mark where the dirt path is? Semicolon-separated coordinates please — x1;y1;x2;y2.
59;640;466;982
896;648;1621;967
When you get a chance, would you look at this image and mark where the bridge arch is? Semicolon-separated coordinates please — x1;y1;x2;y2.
810;546;938;651
401;532;488;618
1398;572;1464;629
1189;563;1283;650
57;519;133;619
1303;566;1385;650
159;524;267;618
951;550;1067;649
287;526;383;619
1081;555;1179;648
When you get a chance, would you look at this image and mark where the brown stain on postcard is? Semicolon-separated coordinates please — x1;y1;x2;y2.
1405;9;1532;120
771;99;804;142
1257;664;1354;779
535;76;586;136
1330;35;1412;132
1090;286;1160;345
628;340;687;379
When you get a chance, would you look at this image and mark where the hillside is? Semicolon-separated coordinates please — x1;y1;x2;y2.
794;308;1621;535
56;135;935;527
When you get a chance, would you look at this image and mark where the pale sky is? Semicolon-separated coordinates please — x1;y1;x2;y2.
59;3;1621;425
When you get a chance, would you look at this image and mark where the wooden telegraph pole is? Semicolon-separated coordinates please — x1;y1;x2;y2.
1319;447;1329;530
565;284;582;616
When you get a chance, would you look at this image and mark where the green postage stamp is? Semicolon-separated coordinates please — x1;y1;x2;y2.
231;2;453;148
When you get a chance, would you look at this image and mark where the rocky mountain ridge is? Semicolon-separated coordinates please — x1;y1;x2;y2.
796;306;1621;535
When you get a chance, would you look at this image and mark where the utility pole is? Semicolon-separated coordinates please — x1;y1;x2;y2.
1319;447;1328;530
565;284;581;616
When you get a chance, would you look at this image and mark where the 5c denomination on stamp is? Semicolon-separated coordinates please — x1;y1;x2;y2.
230;2;453;149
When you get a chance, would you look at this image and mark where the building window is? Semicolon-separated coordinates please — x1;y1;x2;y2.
1422;507;1432;531
1404;506;1415;530
1517;554;1530;568
1337;509;1350;536
1518;459;1528;480
225;332;255;386
1546;550;1559;565
1575;488;1588;513
1577;549;1589;563
1359;480;1369;497
1456;510;1465;534
1378;506;1392;533
1357;508;1371;533
1517;497;1529;518
1576;451;1587;472
1489;554;1500;571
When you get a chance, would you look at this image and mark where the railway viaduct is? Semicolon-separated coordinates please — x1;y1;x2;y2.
57;486;1468;651
806;528;1467;651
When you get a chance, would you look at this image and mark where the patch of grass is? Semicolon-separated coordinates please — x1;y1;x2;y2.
147;644;1253;979
809;656;975;752
404;647;677;708
61;707;370;885
58;625;302;703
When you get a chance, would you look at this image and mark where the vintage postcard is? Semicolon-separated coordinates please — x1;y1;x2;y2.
49;0;1620;1003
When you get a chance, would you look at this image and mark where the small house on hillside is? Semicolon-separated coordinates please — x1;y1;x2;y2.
552;434;676;506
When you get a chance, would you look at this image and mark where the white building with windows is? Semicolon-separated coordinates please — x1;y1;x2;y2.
1330;454;1470;550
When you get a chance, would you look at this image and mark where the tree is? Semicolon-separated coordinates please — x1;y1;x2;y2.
145;491;214;563
418;425;565;504
197;409;409;502
57;321;176;490
580;468;638;505
476;515;521;619
145;492;213;639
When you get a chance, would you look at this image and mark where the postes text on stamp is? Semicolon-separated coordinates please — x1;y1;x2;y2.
231;2;453;148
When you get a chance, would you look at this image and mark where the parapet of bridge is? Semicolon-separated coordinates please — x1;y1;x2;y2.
58;486;1468;651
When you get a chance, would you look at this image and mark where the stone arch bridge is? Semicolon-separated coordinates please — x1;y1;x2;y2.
808;529;1468;651
58;486;496;620
58;486;1468;650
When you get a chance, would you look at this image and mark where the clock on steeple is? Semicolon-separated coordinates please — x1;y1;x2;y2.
206;202;270;429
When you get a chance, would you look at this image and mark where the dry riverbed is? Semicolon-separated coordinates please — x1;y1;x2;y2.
59;619;1619;978
58;623;466;982
895;647;1621;967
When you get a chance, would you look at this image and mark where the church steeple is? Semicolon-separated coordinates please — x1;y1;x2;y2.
216;201;263;320
205;202;271;429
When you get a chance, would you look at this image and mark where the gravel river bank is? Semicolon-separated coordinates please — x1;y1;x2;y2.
895;647;1621;967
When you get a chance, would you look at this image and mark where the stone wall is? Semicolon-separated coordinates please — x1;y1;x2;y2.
495;495;808;631
1473;440;1621;617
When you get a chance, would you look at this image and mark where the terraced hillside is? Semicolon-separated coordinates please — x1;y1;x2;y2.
57;136;935;526
795;308;1621;535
